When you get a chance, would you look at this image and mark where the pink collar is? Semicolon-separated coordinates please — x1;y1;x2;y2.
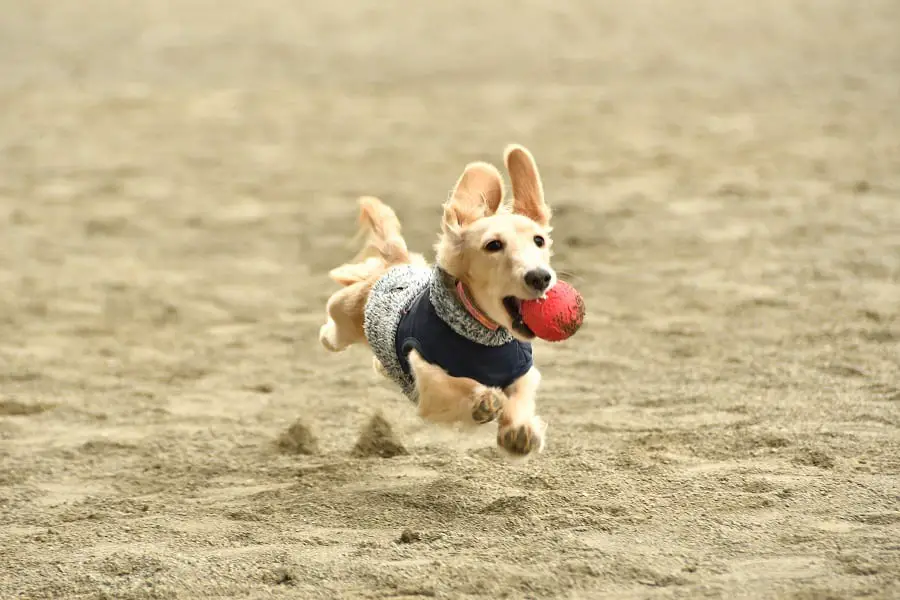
455;281;500;331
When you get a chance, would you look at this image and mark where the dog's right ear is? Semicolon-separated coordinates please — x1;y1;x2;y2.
442;162;504;234
504;144;551;226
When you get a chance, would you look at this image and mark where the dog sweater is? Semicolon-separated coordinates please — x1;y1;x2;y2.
363;265;533;401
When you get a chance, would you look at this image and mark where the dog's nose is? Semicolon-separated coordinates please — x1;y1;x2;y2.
524;268;553;293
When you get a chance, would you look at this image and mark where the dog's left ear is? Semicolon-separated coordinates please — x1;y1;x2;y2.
504;144;551;226
442;161;504;233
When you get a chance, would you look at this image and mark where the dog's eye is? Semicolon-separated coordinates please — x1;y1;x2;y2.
533;235;546;248
483;240;504;253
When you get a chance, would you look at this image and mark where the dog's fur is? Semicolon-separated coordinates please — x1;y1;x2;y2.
319;144;556;455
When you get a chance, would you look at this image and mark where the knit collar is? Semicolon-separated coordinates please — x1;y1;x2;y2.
428;266;515;347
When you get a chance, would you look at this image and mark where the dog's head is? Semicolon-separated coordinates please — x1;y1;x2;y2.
436;144;555;341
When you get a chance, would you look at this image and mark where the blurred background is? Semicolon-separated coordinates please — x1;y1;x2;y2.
1;1;898;598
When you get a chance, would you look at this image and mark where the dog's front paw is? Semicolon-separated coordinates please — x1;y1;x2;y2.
497;417;546;456
471;386;504;424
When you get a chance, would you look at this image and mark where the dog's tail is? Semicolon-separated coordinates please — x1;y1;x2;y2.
328;196;413;286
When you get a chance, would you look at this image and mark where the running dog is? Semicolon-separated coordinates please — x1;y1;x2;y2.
319;144;556;456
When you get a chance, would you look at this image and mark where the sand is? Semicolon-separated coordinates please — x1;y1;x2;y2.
1;0;898;598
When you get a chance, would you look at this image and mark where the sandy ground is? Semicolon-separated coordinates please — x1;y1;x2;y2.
1;1;899;598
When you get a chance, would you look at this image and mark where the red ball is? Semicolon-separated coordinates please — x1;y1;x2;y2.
520;280;586;342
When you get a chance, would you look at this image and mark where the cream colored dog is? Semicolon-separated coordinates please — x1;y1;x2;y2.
319;144;556;456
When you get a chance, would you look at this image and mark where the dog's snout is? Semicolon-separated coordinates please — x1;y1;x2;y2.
524;268;553;293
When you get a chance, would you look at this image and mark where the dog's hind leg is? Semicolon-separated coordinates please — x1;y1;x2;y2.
319;279;372;352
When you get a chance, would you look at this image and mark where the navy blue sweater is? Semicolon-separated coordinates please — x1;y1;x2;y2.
395;287;533;389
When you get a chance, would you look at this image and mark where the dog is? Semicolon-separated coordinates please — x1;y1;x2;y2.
319;144;556;456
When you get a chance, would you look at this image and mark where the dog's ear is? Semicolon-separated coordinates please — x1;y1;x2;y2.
504;144;551;226
442;161;504;233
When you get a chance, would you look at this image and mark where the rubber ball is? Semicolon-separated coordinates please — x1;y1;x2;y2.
520;280;585;342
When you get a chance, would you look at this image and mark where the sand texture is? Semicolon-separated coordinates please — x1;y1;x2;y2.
1;1;899;598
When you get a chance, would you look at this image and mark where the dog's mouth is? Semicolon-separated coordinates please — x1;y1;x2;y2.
503;296;535;339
